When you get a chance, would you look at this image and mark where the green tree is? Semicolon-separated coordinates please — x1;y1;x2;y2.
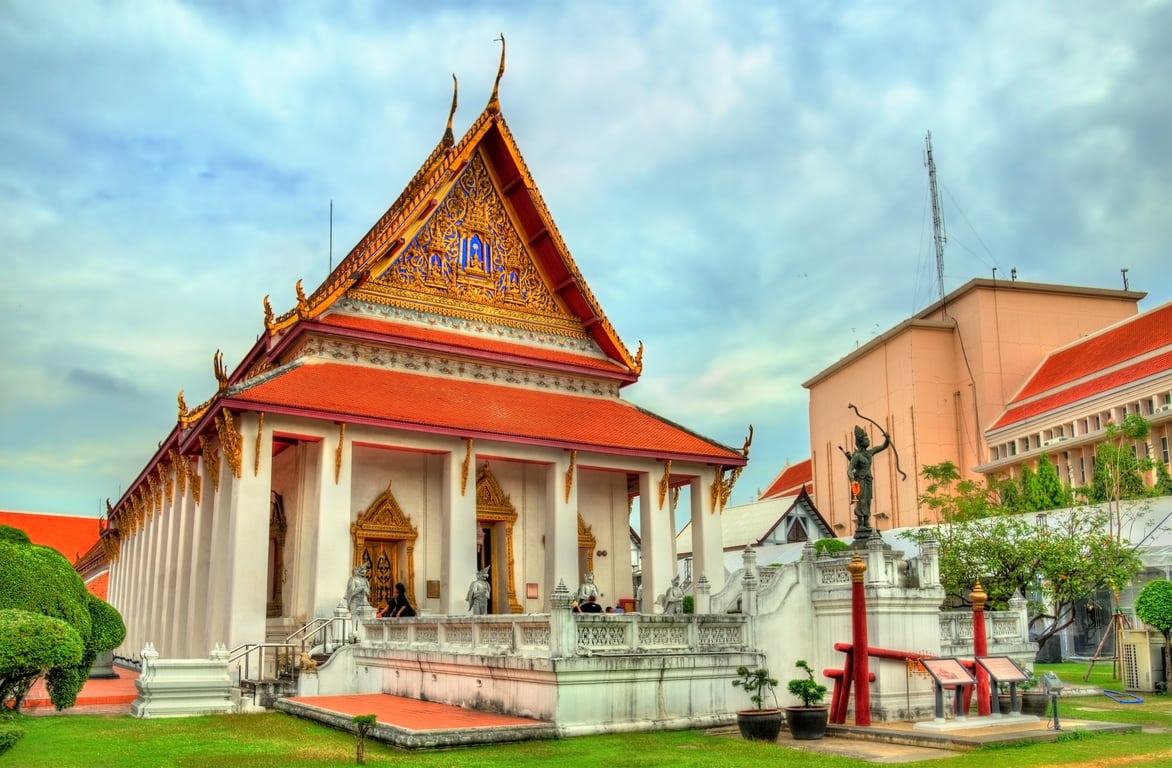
905;463;1143;650
1134;579;1172;692
1155;460;1172;497
1035;454;1073;509
0;525;125;711
1087;414;1152;507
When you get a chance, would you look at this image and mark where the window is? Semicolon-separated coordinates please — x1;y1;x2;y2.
1163;436;1169;464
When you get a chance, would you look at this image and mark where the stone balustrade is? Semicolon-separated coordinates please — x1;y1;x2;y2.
359;612;751;659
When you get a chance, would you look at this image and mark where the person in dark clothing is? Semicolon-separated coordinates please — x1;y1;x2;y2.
388;582;416;617
580;595;603;613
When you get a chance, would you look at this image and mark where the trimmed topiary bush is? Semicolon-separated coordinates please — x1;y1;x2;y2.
0;525;124;711
0;609;84;710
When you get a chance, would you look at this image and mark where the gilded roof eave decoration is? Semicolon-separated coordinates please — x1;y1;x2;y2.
216;408;243;479
710;425;754;513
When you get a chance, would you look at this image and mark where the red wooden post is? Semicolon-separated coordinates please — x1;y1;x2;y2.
849;553;870;726
971;581;990;715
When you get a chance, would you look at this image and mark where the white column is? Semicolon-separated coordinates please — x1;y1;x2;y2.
220;411;273;651
171;478;197;658
187;459;214;656
143;509;163;648
543;452;579;612
157;474;183;656
441;444;477;615
690;469;725;596
309;430;352;620
129;521;148;658
204;454;230;649
638;468;674;613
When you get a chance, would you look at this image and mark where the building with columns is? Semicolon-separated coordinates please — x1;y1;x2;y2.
101;71;748;662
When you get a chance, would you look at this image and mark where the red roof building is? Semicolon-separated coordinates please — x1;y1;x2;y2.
981;301;1172;488
102;66;749;661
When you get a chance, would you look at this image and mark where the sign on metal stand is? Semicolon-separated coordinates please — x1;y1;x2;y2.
977;656;1031;715
920;658;976;723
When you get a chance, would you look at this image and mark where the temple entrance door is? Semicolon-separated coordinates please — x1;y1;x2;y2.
360;540;399;613
266;492;287;618
351;485;419;613
477;524;498;614
577;514;596;587
474;464;523;613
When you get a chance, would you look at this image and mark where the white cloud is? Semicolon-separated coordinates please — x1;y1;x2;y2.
0;0;1168;515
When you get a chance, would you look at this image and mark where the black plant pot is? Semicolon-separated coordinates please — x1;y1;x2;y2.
785;705;830;740
736;708;784;741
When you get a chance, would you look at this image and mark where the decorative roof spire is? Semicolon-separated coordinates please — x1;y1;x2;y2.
487;33;506;115
444;73;458;148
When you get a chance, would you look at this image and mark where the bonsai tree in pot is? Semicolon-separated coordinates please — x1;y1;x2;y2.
786;659;829;740
731;665;783;741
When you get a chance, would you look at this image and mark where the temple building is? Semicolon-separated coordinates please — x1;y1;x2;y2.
100;64;748;662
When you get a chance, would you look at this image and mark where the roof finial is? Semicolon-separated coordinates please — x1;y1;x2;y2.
487;33;506;115
444;73;458;147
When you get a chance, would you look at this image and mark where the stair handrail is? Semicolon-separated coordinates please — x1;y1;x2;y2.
227;641;298;682
285;616;348;654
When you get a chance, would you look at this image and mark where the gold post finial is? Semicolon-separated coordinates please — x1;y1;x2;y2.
848;552;867;581
971;581;988;611
488;34;506;114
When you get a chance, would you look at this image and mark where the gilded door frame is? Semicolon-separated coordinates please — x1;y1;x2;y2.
351;484;418;610
475;464;524;614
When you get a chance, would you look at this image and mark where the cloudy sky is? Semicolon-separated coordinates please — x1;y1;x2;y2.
1;1;1169;517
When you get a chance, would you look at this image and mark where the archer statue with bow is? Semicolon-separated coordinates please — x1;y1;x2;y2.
840;404;907;537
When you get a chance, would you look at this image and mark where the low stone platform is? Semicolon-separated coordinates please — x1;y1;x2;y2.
275;693;558;749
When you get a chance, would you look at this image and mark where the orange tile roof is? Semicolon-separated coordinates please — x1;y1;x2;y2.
760;459;813;499
230;362;743;463
1014;303;1171;400
317;313;627;374
85;571;109;601
0;510;101;563
993;349;1172;429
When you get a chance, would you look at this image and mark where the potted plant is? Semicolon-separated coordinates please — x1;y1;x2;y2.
786;659;829;740
731;665;783;741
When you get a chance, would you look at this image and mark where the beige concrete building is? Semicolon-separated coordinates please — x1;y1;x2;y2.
803;279;1147;530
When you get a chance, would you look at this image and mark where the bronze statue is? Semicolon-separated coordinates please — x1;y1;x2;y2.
847;425;890;533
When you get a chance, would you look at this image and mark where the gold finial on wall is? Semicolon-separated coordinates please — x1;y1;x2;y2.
177;390;188;424
334;422;346;484
487;34;506;115
461;439;473;495
263;295;274;331
709;465;724;513
633;341;644;374
564;450;577;503
658;460;672;510
254;412;264;477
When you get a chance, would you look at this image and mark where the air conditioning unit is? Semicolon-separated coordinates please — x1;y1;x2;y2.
1042;437;1065;447
1155;403;1172;414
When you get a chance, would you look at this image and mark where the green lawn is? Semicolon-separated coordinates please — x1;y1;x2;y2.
5;661;1170;767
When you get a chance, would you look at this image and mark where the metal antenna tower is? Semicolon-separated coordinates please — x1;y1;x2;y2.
925;132;947;306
